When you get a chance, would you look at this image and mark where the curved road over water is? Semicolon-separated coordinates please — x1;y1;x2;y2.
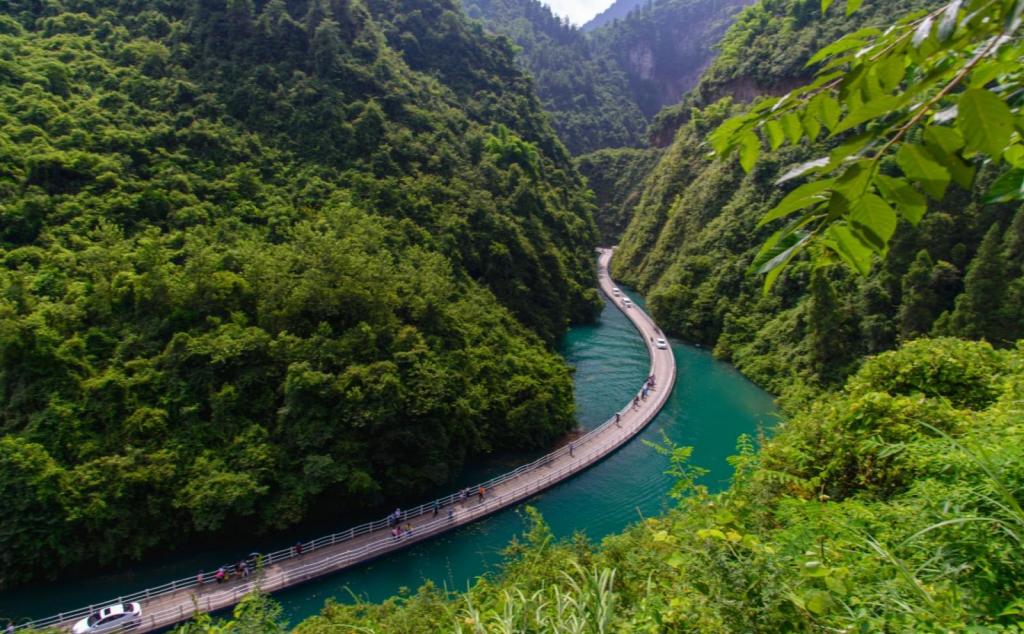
23;248;675;633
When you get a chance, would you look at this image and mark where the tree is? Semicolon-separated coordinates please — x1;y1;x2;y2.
312;18;343;77
711;0;1024;288
899;250;939;340
947;223;1008;342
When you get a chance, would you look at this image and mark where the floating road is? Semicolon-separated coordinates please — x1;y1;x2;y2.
20;247;676;633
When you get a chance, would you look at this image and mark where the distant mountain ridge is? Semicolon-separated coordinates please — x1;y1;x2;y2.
462;0;754;153
580;0;646;31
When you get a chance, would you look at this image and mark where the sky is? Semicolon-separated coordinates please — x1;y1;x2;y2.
543;0;614;26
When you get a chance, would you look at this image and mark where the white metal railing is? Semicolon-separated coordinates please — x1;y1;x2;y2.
14;259;671;634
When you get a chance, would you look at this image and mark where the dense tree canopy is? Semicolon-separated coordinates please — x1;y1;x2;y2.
575;147;661;244
0;0;601;588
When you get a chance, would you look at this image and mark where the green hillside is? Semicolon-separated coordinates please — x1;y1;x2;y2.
613;0;1024;404
0;0;600;588
576;147;662;244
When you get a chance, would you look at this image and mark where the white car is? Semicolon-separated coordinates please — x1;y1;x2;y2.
72;603;141;634
622;298;632;308
612;287;621;296
656;338;668;350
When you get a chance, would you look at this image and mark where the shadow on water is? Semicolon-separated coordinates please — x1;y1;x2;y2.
0;291;778;626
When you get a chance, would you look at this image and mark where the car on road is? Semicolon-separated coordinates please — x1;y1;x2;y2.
622;297;632;308
72;603;142;634
656;338;668;350
612;287;620;296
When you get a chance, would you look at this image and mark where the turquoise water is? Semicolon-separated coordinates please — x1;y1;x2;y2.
0;293;778;627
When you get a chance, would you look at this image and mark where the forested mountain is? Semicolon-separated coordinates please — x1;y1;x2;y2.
0;0;602;588
461;0;753;153
576;147;661;244
461;0;646;154
612;0;1024;404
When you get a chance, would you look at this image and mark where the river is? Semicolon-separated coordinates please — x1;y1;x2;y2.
0;290;777;627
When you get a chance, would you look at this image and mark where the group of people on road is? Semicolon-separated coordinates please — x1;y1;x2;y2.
632;374;657;409
458;486;487;504
391;522;414;541
197;557;255;588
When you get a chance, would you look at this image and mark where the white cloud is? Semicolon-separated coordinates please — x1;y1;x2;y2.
541;0;615;26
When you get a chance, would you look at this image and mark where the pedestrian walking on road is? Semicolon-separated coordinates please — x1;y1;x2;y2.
404;522;413;537
633;395;640;409
433;501;440;516
392;526;399;541
197;570;205;587
448;508;455;521
478;485;485;502
615;412;621;427
215;567;226;584
294;541;304;557
569;442;574;457
240;560;250;578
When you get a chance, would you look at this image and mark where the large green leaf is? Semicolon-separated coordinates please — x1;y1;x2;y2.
781;113;804;144
803;111;822;141
756;231;811;275
811;93;842;131
985;168;1024;203
832;95;905;135
896;144;950;199
759;179;834;226
875;174;927;225
825;224;873;275
806;33;863;66
875;55;905;93
849;193;897;251
924;127;976;189
763;232;812;293
958;88;1015;157
804;590;833;615
710;113;755;154
739;131;761;172
765;120;785;151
